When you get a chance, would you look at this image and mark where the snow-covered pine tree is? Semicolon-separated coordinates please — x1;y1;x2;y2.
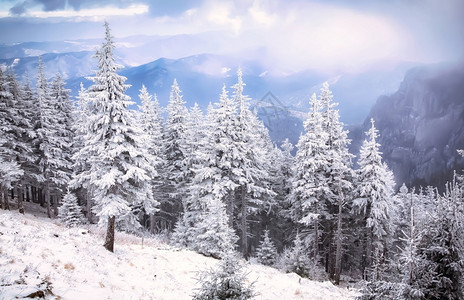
183;86;238;256
256;229;277;266
162;79;189;230
290;93;329;264
35;57;73;218
232;68;275;259
136;85;165;232
0;69;30;211
354;118;395;281
71;83;94;222
193;250;255;300
172;102;206;247
48;73;74;215
70;22;158;252
318;82;354;281
279;233;316;278
413;176;464;300
193;196;237;258
6;72;37;214
58;190;85;227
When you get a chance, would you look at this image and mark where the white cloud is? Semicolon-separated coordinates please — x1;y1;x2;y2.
21;4;149;19
203;1;242;34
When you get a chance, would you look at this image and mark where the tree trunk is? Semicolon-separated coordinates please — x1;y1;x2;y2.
334;186;344;285
314;202;319;260
26;184;31;202
227;191;234;229
86;192;93;223
3;187;10;210
149;214;155;234
16;184;24;214
38;187;44;207
240;186;248;259
44;180;51;218
104;215;116;252
53;194;60;217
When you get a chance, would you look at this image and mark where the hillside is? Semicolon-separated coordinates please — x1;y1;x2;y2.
0;207;358;300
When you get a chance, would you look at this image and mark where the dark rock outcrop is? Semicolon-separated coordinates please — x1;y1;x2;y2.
364;63;464;189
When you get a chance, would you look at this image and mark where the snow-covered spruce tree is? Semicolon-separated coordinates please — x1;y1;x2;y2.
413;176;464;300
162;79;189;230
6;72;38;214
290;93;328;265
35;57;73;218
318;82;354;282
172;102;207;247
58;190;85;227
71;83;95;222
183;86;238;256
48;73;74;215
193;250;256;300
0;69;24;210
193;196;238;258
278;232;323;279
136;85;165;232
232;68;275;259
354;118;395;281
70;22;158;252
256;230;277;266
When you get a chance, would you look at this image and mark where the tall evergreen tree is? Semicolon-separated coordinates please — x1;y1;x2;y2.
70;22;158;252
136;85;165;232
184;86;238;256
172;102;206;246
290;93;329;263
354;118;395;280
36;58;72;218
0;70;35;212
7;72;37;213
162;79;189;230
232;68;275;258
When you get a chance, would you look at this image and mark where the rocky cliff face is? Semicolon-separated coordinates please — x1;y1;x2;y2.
365;63;464;189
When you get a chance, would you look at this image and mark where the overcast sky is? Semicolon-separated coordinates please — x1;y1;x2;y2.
0;0;463;74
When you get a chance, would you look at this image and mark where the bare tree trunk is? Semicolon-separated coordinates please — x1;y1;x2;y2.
149;214;155;234
86;192;93;223
44;180;51;218
104;215;116;252
334;184;344;285
16;184;24;214
227;191;234;228
3;187;10;210
240;186;248;259
53;193;60;217
314;202;319;260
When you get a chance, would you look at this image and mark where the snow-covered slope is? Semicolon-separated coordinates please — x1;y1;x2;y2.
0;209;357;299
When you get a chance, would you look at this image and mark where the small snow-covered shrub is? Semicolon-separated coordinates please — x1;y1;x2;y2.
193;251;256;300
255;230;277;266
58;191;85;227
277;234;326;280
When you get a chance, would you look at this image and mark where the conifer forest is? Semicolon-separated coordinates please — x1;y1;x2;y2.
1;22;463;300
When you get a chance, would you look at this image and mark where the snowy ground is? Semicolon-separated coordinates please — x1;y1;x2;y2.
0;206;359;299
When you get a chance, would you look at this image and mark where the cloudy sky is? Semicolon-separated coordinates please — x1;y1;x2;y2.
0;0;463;74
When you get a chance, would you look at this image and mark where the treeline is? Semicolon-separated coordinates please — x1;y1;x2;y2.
0;23;463;299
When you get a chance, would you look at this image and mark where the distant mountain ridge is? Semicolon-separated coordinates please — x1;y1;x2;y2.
0;36;411;127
